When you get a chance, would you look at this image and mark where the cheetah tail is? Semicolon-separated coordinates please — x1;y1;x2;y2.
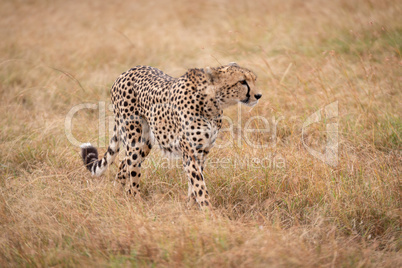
80;134;119;176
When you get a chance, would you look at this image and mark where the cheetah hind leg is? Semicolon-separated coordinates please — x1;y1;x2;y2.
186;181;197;208
122;117;152;199
114;158;128;191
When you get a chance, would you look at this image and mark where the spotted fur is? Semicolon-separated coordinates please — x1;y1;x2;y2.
81;63;262;208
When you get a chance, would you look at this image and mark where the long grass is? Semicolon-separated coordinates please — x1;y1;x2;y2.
0;0;401;267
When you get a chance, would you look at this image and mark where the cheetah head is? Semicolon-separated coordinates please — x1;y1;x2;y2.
205;62;262;108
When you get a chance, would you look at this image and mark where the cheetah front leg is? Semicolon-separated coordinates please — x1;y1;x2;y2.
182;151;211;209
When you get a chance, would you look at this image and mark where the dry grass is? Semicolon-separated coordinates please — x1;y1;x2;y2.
0;0;401;267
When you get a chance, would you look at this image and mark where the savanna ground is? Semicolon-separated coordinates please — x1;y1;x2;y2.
0;0;401;267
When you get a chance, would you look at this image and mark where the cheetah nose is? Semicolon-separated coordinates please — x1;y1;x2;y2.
255;94;262;100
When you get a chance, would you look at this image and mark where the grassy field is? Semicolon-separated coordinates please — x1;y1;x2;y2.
0;0;401;266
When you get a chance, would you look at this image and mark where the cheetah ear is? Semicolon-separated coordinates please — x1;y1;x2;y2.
205;67;218;84
228;62;239;67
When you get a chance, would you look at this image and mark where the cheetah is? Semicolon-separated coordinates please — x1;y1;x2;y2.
80;63;262;208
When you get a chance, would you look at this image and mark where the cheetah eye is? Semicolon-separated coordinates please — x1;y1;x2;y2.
239;80;248;85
